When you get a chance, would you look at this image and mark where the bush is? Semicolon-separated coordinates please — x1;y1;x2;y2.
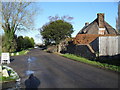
17;36;35;51
2;34;17;53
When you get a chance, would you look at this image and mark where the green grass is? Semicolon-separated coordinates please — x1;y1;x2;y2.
0;48;33;56
12;48;34;56
0;51;1;56
0;73;19;83
61;54;120;72
12;50;29;56
0;65;19;83
1;76;17;82
0;50;29;56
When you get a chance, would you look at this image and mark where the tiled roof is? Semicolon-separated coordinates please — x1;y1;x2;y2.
74;34;99;45
74;34;117;45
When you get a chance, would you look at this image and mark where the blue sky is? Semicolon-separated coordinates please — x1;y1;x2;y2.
1;2;118;44
2;0;119;2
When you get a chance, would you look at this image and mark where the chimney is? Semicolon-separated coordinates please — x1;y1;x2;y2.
85;22;89;26
97;13;105;35
97;13;104;28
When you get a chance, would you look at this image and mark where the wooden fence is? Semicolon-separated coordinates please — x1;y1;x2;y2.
99;36;120;56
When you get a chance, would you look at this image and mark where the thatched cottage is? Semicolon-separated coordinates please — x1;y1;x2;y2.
67;13;120;60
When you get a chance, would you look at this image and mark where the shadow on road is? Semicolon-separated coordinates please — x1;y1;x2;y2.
10;58;15;62
25;74;40;90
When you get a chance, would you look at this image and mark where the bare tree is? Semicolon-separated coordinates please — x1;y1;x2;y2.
116;1;120;33
1;2;36;34
118;1;120;33
0;2;37;52
48;15;74;22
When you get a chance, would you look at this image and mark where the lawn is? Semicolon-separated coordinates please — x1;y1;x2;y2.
61;54;120;72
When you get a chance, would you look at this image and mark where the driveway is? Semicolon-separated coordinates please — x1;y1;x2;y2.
7;49;119;88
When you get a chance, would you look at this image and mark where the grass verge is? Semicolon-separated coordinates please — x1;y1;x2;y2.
0;51;1;56
0;50;29;56
11;50;29;56
0;48;33;56
61;54;120;72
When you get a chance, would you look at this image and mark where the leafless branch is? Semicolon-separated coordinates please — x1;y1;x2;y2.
1;2;37;34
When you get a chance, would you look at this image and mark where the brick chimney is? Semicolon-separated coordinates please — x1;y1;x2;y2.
97;13;105;34
97;13;104;28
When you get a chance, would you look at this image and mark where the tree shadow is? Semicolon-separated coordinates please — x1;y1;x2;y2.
25;74;41;90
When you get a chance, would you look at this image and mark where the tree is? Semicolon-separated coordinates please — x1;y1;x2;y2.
23;36;35;49
16;36;35;51
2;34;17;52
40;20;73;45
23;36;30;49
30;37;35;48
0;35;2;52
17;36;24;51
116;1;120;33
118;1;120;33
48;15;74;22
1;2;37;52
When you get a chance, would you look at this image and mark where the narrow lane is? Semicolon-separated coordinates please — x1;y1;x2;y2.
9;49;119;88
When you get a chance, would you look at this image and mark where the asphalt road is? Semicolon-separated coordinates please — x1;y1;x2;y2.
8;49;119;88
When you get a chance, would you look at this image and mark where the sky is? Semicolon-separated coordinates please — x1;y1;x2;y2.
0;2;119;44
1;0;119;2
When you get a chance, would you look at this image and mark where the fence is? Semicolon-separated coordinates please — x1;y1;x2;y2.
99;36;120;56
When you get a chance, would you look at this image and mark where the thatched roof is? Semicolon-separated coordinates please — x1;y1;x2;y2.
78;14;118;35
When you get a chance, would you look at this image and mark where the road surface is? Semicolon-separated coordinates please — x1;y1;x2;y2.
8;49;119;88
